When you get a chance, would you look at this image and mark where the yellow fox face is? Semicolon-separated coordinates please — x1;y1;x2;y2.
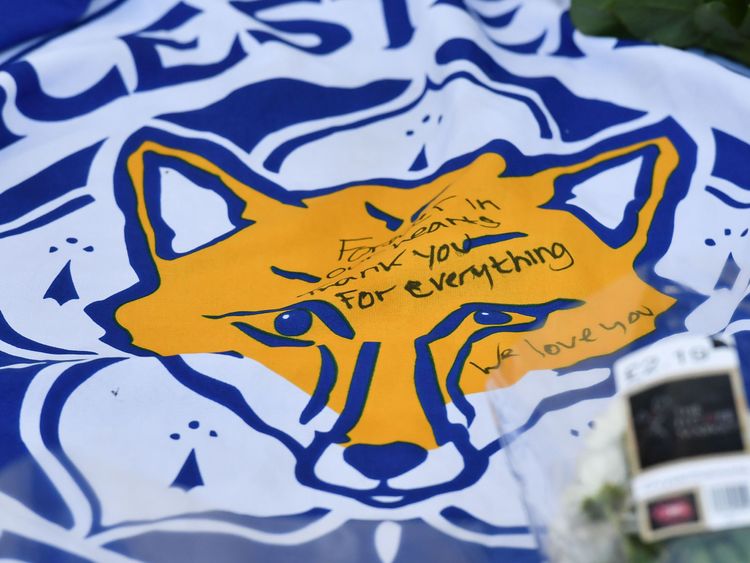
98;129;680;505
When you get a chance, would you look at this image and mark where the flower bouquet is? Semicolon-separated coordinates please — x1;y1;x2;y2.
491;334;750;563
549;397;750;562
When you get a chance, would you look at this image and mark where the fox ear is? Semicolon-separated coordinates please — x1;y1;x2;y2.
545;139;674;249
129;142;287;261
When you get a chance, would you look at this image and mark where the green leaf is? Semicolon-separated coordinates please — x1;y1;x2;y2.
582;496;608;521
702;36;750;65
612;0;705;48
624;534;662;563
570;0;750;67
599;482;628;512
715;0;748;26
695;2;744;40
739;7;750;36
570;0;626;36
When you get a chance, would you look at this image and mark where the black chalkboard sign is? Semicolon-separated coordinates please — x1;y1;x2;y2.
628;371;746;470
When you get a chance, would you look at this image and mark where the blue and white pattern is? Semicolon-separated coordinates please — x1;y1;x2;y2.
1;1;749;561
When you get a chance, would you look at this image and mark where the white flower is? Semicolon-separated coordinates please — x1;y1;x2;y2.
545;399;631;562
548;504;623;563
577;443;628;498
572;399;629;497
585;399;627;451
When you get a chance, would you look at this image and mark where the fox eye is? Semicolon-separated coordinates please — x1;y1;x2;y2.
274;309;313;336
474;310;512;325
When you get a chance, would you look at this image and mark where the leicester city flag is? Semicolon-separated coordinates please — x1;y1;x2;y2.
0;0;748;561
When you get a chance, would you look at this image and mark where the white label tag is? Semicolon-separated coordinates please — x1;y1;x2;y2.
633;457;750;532
614;334;737;394
615;334;750;541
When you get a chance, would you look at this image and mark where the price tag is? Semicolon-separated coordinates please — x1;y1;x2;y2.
614;334;737;393
614;334;750;541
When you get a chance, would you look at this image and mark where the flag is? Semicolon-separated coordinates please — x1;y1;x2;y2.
0;1;748;561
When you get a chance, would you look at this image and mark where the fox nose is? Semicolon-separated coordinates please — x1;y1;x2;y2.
344;442;428;481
